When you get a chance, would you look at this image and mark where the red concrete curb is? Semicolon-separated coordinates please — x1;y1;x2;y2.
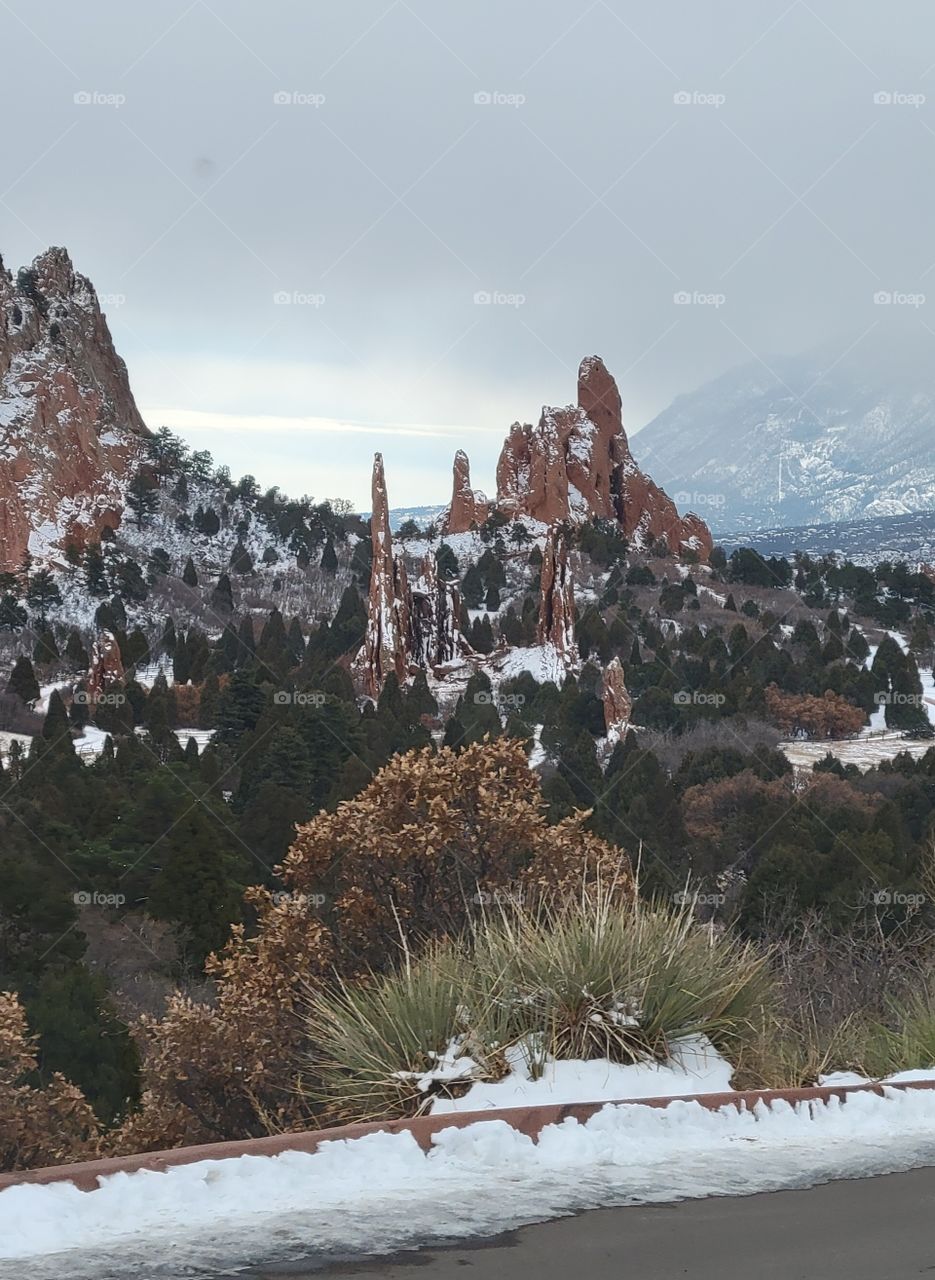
3;1077;935;1193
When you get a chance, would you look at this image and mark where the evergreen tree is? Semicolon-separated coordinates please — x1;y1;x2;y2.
256;608;290;671
26;568;61;623
147;804;245;967
236;615;257;665
0;594;26;630
84;544;108;596
8;654;39;703
33;628;60;666
126;470;159;529
320;538;338;575
287;616;306;664
182;556;198;587
230;541;254;574
435;543;459;581
461;564;484;609
211;572;234;614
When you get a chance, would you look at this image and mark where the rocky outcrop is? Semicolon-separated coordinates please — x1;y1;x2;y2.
495;356;712;559
602;656;632;742
0;247;149;570
87;630;125;705
537;529;577;665
354;453;410;697
409;552;465;672
442;450;490;534
356;454;476;695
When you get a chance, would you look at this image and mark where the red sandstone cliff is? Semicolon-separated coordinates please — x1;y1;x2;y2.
495;356;712;558
0;247;149;570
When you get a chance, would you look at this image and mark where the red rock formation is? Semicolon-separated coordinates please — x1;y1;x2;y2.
358;469;474;695
602;656;632;742
87;630;125;705
354;453;410;697
495;356;712;559
409;552;465;672
442;450;490;534
537;529;577;664
0;247;150;570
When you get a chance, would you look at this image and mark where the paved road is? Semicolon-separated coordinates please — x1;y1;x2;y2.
247;1164;935;1279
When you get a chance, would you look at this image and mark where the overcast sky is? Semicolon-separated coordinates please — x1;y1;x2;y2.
2;0;934;509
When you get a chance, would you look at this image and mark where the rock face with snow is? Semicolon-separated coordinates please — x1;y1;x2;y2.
602;656;632;742
442;450;490;534
495;356;711;558
356;455;473;694
88;630;125;705
537;530;577;665
409;552;466;672
354;453;411;697
0;248;149;570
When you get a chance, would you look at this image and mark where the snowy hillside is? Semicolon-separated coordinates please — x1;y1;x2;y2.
636;335;935;533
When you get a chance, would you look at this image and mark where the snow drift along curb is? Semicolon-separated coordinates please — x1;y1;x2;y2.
5;1077;935;1193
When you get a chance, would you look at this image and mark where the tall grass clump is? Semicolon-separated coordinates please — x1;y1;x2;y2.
302;945;511;1123
467;887;775;1072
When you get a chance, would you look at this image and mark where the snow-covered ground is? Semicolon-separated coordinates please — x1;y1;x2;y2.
430;1036;733;1114
5;1085;935;1277
1;726;215;764
780;734;934;773
778;629;935;772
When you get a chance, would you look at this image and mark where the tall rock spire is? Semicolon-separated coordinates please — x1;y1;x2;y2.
355;452;410;697
602;656;632;742
537;528;577;665
442;449;490;534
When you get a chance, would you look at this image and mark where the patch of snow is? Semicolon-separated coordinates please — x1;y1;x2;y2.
430;1035;734;1114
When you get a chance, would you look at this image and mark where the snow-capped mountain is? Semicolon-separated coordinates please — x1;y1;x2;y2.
634;335;935;534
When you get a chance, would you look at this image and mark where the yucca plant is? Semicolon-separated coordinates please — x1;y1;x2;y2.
302;945;510;1123
468;888;775;1069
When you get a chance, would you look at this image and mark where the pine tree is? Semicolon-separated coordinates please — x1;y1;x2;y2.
8;654;39;704
65;628;88;671
256;608;289;671
26;569;61;623
461;564;484;609
0;594;27;630
182;557;198;587
435;543;459;581
230;541;254;574
287;616;306;664
236;615;256;666
84;544;109;596
211;572;234;614
320;538;338;576
126;470;159;529
33;628;60;666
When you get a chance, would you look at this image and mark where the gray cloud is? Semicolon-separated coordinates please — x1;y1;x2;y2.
2;0;933;507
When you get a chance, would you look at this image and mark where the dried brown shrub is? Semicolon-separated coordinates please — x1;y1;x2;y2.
283;736;634;971
0;991;100;1172
764;683;866;739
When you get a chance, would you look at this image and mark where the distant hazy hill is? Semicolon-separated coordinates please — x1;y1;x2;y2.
718;508;935;567
383;504;448;532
